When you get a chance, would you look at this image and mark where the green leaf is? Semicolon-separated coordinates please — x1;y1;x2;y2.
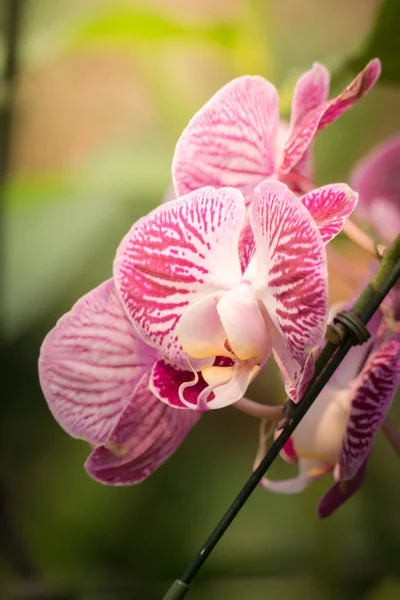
343;0;400;85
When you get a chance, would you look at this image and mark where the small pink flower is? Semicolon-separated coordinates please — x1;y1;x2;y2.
351;134;400;244
172;59;381;200
39;177;351;484
258;310;400;517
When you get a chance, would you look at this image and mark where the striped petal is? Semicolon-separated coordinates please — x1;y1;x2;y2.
85;375;199;485
317;460;367;518
114;187;245;367
339;330;400;481
300;184;358;243
172;76;279;201
150;359;208;409
280;59;381;175
38;279;157;444
248;180;328;399
351;134;400;244
285;62;330;177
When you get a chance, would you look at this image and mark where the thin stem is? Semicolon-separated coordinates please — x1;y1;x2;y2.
382;417;400;457
234;398;283;421
342;220;386;260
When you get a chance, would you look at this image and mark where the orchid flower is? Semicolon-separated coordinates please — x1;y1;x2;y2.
114;181;333;408
172;59;381;201
351;134;400;245
39;179;336;483
39;279;200;485
257;309;400;518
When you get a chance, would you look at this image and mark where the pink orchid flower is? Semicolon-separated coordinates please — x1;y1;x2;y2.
172;59;381;200
258;310;400;518
114;180;333;409
40;176;347;486
351;134;400;245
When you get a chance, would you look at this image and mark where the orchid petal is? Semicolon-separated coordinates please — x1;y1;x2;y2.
150;359;208;409
238;219;256;274
300;184;358;243
216;286;271;361
85;375;199;485
280;438;298;464
249;180;327;399
176;293;229;359
172;76;279;201
351;134;400;243
203;361;260;409
339;331;400;480
259;457;329;494
285;62;330;177
281;59;381;174
114;187;244;367
38;280;156;444
317;460;367;518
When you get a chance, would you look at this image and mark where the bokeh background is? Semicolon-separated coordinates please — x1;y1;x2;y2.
2;1;400;599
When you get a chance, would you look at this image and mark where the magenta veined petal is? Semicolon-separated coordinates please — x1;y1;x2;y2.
285;62;330;178
280;59;381;175
317;460;367;518
290;63;331;130
85;375;200;485
114;187;245;367
38;279;157;444
150;359;209;409
248;180;328;399
172;76;279;201
300;183;358;243
351;134;400;243
339;331;400;481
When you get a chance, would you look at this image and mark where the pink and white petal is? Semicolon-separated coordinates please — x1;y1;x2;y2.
172;76;279;200
290;63;331;129
285;63;330;177
259;457;330;494
249;180;328;398
238;219;256;274
150;359;209;409
85;375;200;485
38;279;157;445
203;360;260;409
114;187;244;367
176;293;229;360
351;134;400;216
369;198;400;245
351;134;400;241
217;286;271;361
317;460;367;518
339;332;400;481
280;438;298;464
280;59;381;175
300;184;358;243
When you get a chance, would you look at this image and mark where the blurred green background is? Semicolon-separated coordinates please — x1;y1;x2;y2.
1;1;400;599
